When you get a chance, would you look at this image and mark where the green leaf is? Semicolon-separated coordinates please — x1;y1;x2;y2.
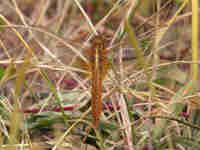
153;80;196;139
0;67;6;80
26;112;63;130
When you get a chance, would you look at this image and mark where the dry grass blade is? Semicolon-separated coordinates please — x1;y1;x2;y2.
73;0;97;35
191;0;199;82
0;0;199;149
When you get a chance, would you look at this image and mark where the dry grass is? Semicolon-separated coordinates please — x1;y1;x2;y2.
0;0;199;150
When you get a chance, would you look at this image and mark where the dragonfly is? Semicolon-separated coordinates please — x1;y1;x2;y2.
0;24;131;128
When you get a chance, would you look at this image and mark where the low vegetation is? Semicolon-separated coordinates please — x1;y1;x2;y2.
0;0;199;150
